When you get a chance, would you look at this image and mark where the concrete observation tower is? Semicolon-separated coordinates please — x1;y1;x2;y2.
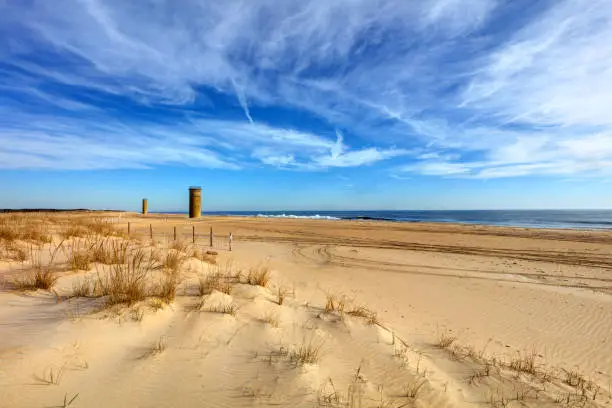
189;187;202;218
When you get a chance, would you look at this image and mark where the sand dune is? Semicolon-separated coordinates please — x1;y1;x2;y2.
1;212;611;407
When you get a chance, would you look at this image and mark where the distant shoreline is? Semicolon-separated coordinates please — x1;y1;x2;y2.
0;209;125;213
156;210;612;231
3;209;612;231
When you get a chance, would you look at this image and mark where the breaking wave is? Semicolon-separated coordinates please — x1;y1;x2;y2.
256;213;340;220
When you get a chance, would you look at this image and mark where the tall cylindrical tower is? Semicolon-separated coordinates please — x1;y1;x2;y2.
189;187;202;218
142;198;148;215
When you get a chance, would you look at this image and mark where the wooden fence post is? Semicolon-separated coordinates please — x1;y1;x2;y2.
209;227;213;247
127;222;131;236
192;225;196;244
173;226;177;241
149;224;153;239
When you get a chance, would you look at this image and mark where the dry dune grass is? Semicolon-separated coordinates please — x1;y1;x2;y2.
138;336;168;359
198;272;232;295
0;214;53;244
346;305;380;325
315;290;612;407
149;336;168;355
79;218;122;237
60;393;79;407
316;367;372;408
203;302;238;315
192;247;217;264
2;215;127;269
15;267;58;291
90;238;130;264
196;260;243;296
35;364;67;386
63;237;132;272
70;245;183;306
60;225;89;239
290;339;324;366
41;220;185;306
197;272;219;295
276;286;290;305
197;261;242;295
324;293;348;313
436;329;458;349
155;256;183;303
57;217;122;239
20;224;53;244
161;250;185;272
13;240;65;290
0;218;19;242
404;377;427;399
169;240;189;253
98;249;158;306
322;291;380;325
0;240;29;262
508;350;539;376
245;264;270;287
433;333;607;407
64;239;92;271
72;276;103;298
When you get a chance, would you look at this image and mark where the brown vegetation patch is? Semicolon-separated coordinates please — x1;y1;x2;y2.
245;265;270;287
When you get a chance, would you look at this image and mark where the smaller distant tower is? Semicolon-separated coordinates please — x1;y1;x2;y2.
189;187;202;219
142;198;148;215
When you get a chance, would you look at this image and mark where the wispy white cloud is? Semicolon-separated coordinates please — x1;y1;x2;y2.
0;116;236;170
461;0;612;128
249;128;412;169
0;0;610;179
331;131;345;160
390;174;411;181
255;153;296;167
231;79;254;123
0;0;495;115
399;131;612;179
0;110;406;170
421;0;498;35
315;147;412;168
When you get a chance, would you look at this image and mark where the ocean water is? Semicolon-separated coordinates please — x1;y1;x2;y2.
169;210;612;230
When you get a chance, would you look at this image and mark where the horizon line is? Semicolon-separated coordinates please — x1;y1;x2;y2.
3;208;612;213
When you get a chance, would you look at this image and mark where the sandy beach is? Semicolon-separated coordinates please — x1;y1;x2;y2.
1;212;611;407
3;0;611;406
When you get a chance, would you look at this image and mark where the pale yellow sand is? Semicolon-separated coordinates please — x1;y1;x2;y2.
1;212;611;407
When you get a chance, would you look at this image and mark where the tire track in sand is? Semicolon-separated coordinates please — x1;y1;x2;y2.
291;244;612;294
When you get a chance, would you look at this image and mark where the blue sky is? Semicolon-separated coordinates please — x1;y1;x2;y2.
1;0;611;211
